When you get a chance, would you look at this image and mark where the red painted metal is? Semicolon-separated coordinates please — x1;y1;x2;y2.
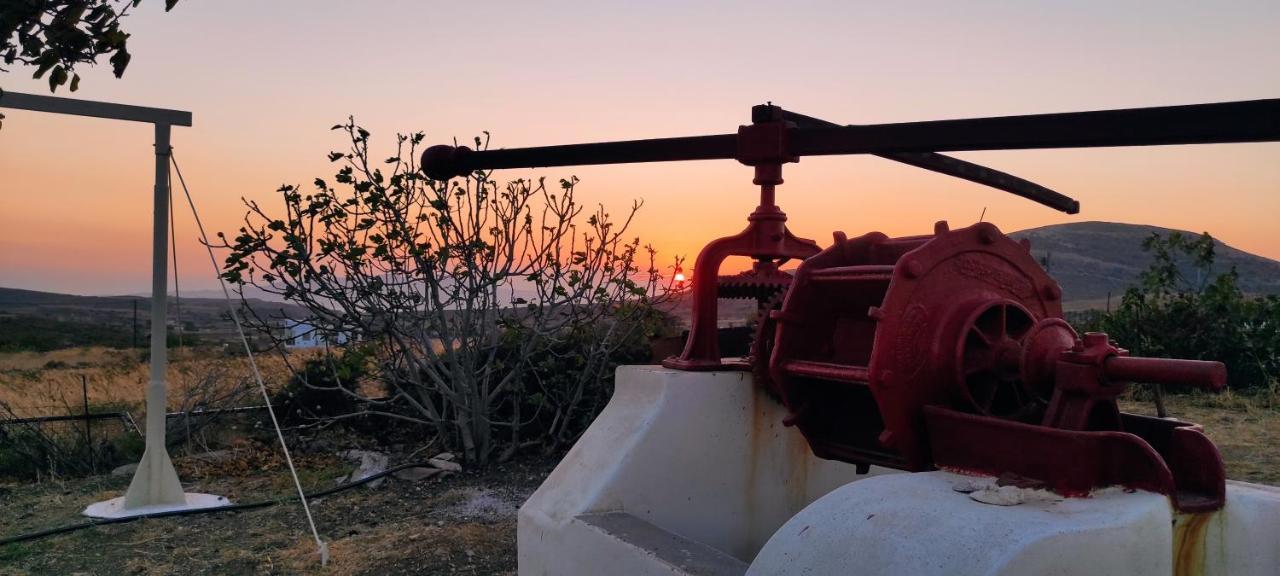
662;106;821;370
767;221;1228;510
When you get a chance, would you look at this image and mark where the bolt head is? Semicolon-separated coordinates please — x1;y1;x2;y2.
902;259;924;279
1042;284;1062;301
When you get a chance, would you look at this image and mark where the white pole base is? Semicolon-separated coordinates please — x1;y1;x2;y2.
83;493;232;519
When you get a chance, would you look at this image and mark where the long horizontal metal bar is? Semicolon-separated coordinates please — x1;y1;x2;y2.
423;99;1280;180
0;90;192;126
789;99;1280;155
1;411;127;425
781;110;1080;214
3;395;397;427
455;133;737;172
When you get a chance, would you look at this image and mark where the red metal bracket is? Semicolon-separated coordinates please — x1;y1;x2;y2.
663;106;820;370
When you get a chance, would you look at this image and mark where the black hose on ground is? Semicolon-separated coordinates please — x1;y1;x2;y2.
0;460;442;547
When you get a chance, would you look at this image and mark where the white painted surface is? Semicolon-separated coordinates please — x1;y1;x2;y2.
120;122;188;510
747;471;1173;576
518;365;887;575
83;492;230;519
1197;481;1280;576
520;365;1280;576
747;472;1280;576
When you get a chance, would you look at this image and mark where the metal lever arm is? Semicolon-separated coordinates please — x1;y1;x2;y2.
780;110;1079;213
1104;356;1227;391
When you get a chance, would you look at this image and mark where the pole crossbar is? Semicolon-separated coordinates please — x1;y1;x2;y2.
0;90;225;520
0;91;192;126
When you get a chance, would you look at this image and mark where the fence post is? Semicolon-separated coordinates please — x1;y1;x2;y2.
82;374;93;473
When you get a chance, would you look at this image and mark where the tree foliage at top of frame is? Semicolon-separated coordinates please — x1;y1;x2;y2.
0;0;177;93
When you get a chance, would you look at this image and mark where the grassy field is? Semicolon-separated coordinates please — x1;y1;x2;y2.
0;347;299;418
1120;388;1280;485
1;349;1277;574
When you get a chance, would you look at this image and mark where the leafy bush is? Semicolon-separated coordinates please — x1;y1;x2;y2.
273;350;371;426
498;303;678;455
1081;231;1280;390
221;122;676;464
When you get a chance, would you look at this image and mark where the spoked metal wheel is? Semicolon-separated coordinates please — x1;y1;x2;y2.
954;300;1039;419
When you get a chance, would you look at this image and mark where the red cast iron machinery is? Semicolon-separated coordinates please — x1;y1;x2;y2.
422;99;1280;511
764;220;1227;511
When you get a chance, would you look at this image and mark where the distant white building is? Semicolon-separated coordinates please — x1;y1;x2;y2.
283;320;349;349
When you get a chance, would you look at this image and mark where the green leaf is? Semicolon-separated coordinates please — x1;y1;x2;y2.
48;66;68;91
109;47;131;78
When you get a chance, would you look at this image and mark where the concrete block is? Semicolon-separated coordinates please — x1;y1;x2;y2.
518;365;884;575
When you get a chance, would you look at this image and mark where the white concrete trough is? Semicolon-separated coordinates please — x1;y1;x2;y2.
518;365;1280;576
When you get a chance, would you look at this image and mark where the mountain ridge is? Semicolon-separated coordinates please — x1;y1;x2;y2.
1008;221;1280;308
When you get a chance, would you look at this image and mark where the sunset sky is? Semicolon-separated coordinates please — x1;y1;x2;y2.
1;0;1277;295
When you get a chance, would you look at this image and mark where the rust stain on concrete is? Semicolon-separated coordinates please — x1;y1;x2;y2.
1172;511;1216;576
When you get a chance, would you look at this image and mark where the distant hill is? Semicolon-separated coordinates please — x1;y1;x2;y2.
0;287;307;351
1009;222;1280;310
0;287;304;318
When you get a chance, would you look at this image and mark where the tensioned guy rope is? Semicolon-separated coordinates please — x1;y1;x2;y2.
170;152;329;566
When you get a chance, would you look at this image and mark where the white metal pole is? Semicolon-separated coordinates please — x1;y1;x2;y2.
0;92;228;516
122;122;186;508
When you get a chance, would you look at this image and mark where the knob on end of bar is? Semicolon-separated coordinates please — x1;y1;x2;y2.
421;145;473;180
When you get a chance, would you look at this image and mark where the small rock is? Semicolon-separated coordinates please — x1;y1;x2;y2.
341;449;389;488
393;466;443;482
969;485;1064;507
111;463;139;477
428;458;462;472
952;477;997;494
969;485;1025;506
431;452;457;462
307;438;335;452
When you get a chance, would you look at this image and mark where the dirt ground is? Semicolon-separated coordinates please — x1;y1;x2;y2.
2;378;1276;574
0;442;556;576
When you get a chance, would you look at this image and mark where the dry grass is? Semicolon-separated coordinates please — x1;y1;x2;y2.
0;442;550;576
1120;387;1280;485
0;347;299;418
2;347;1277;573
276;521;517;576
